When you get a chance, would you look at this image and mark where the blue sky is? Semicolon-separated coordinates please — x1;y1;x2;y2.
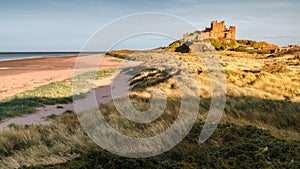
0;0;299;51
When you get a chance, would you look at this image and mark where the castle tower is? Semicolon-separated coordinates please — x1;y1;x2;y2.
229;26;236;40
211;21;226;32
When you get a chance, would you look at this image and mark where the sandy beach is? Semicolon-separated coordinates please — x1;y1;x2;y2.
0;54;120;100
0;54;141;129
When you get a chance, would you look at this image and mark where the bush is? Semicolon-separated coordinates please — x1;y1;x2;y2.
210;39;226;50
167;40;184;51
229;40;240;49
175;43;190;53
253;41;270;49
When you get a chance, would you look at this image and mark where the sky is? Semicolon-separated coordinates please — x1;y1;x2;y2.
0;0;299;51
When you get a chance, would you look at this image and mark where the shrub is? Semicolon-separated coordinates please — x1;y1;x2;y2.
56;105;64;109
229;40;240;49
175;43;190;53
167;40;184;51
253;41;270;49
210;39;226;50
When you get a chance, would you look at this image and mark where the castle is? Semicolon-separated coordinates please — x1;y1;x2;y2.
183;21;236;42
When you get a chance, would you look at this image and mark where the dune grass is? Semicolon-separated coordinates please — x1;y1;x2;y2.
0;95;299;168
0;112;97;168
20;118;300;169
0;108;298;168
0;50;300;168
104;50;300;137
0;69;116;119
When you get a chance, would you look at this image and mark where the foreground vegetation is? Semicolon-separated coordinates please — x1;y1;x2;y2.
0;46;299;168
24;120;300;169
0;112;96;168
0;109;298;168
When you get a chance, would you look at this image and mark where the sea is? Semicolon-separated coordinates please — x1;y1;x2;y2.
0;52;104;62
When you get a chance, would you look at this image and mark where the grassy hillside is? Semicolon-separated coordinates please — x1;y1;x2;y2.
0;48;299;168
24;122;300;169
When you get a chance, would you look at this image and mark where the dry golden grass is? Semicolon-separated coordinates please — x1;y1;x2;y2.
219;50;269;59
115;50;300;138
1;49;300;168
0;112;97;168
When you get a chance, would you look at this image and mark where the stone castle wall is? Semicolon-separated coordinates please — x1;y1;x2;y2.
184;21;236;42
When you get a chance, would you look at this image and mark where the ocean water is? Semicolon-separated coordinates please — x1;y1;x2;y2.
0;52;104;62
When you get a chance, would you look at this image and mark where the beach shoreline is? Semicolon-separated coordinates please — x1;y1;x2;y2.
0;54;120;100
0;52;105;62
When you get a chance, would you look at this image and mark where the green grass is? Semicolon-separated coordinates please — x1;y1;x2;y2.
0;69;116;119
22;122;300;169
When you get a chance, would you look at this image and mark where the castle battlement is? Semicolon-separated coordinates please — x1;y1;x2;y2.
184;21;236;42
